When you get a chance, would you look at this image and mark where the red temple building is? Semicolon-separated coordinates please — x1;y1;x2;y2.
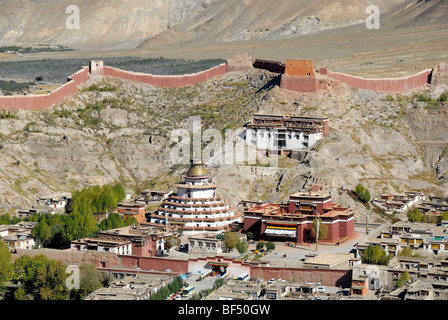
243;192;355;244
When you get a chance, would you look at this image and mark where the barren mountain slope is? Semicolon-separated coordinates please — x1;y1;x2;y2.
382;0;448;27
0;0;405;48
139;0;405;46
0;0;216;47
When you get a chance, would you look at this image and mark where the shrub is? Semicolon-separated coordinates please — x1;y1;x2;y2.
361;244;391;266
355;184;371;203
407;207;423;222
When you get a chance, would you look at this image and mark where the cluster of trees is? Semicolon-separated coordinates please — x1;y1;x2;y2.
361;244;391;266
98;213;138;232
407;207;427;222
355;184;371;203
407;207;448;224
190;277;225;300
70;184;126;216
31;212;98;248
0;241;105;300
0;212;22;225
222;232;249;254
32;183;127;249
256;241;275;252
149;276;183;300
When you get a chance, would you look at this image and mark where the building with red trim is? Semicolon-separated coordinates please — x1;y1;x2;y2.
117;203;146;224
243;192;355;244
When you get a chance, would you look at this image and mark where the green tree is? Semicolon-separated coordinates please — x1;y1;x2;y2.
0;240;13;290
408;207;423;222
236;238;249;254
265;241;275;251
396;270;411;288
165;235;181;250
355;184;371;203
223;232;239;251
398;246;414;257
14;287;27;300
361;244;391;266
78;263;103;298
99;213;126;231
438;211;448;225
13;254;70;300
32;219;52;246
256;241;265;251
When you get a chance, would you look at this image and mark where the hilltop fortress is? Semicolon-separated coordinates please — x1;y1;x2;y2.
0;53;446;111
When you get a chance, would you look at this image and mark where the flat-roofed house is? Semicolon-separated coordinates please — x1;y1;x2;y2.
98;225;171;257
71;237;132;255
117;203;146;224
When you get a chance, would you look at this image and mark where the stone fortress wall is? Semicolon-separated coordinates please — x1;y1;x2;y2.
0;53;445;111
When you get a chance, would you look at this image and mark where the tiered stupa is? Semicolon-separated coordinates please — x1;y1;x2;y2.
150;159;241;235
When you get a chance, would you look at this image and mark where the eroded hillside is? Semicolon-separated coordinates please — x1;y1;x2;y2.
0;69;447;224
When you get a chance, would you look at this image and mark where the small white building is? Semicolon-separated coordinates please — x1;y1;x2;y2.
37;193;71;211
70;237;132;255
0;222;37;250
244;114;329;156
188;233;224;254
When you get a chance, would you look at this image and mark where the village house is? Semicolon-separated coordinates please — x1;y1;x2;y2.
17;207;55;219
0;221;37;251
116;203;146;224
418;195;448;216
372;221;448;256
372;192;425;215
97;225;171;257
70;237;132;255
136;190;172;205
85;273;175;300
37;193;71;212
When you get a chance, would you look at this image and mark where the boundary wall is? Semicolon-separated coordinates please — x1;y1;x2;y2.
0;62;229;111
319;67;433;92
11;248;352;287
118;254;352;287
0;66;91;110
101;63;228;88
250;266;352;287
0;53;440;110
